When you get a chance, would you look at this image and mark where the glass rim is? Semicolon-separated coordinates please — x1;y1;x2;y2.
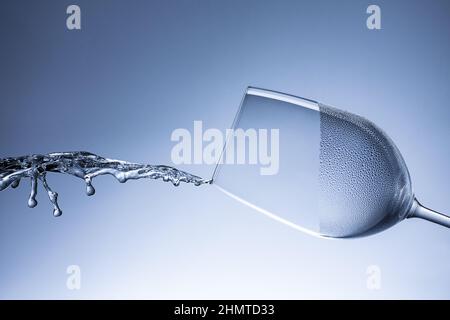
211;86;320;183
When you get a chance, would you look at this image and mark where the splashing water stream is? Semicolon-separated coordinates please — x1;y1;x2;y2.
0;151;211;216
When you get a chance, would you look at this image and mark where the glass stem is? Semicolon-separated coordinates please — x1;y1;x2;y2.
407;198;450;228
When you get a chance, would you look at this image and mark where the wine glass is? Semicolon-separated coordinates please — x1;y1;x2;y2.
212;87;449;238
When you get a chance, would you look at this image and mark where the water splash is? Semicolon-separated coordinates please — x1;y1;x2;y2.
0;151;211;216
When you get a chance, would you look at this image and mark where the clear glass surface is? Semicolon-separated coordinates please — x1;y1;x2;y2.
212;87;450;238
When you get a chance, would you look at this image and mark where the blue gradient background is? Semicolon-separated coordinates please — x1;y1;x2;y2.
0;0;449;299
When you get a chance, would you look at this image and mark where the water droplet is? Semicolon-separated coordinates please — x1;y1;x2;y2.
53;208;62;217
28;198;37;208
86;184;95;196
